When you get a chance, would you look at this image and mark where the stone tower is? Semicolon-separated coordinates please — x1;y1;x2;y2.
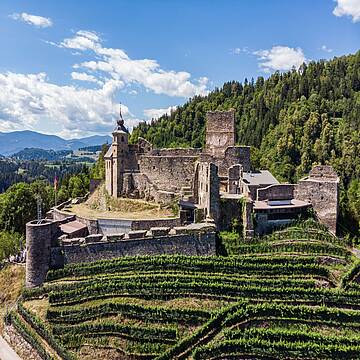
295;165;339;234
26;219;58;288
205;109;236;157
105;107;129;198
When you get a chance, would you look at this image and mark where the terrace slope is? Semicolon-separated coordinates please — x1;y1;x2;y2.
5;220;360;359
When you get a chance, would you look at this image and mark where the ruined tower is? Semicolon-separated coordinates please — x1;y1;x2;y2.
295;165;339;234
105;107;129;197
205;109;236;157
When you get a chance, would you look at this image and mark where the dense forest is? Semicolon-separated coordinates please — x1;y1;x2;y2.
130;52;360;236
0;159;89;193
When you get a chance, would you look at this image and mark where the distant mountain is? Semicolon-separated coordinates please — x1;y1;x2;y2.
12;148;72;161
0;131;111;156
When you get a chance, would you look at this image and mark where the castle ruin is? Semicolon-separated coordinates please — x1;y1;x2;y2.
25;109;340;288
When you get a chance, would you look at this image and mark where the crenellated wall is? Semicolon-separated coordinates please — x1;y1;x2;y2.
62;231;216;264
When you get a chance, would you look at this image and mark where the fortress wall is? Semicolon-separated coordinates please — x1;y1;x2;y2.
61;231;216;264
295;179;338;234
257;184;296;201
222;146;251;173
199;146;251;177
75;215;99;234
219;197;243;231
294;165;339;234
131;217;181;230
197;162;220;222
150;148;202;156
97;217;181;235
138;155;198;193
125;148;139;171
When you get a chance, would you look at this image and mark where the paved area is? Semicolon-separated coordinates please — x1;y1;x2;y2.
0;336;21;360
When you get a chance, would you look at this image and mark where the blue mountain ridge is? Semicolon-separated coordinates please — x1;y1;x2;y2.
0;130;111;156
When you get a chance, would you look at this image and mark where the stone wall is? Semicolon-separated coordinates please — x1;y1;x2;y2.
243;199;254;239
257;184;296;201
138;155;198;193
196;162;220;223
62;231;216;264
97;217;181;235
219;197;243;231
150;148;202;156
295;177;339;234
223;146;251;173
228;164;243;194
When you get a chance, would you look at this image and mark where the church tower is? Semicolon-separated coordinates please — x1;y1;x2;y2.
105;105;129;198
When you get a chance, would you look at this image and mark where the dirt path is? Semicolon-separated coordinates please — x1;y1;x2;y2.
0;335;22;360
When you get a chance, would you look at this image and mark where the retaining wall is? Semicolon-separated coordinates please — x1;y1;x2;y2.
62;231;216;264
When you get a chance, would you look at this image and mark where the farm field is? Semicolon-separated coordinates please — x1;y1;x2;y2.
6;220;360;359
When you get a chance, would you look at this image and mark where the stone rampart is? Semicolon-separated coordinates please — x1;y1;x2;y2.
149;148;202;156
61;231;216;264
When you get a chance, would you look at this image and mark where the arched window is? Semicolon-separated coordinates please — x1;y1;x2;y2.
121;136;124;142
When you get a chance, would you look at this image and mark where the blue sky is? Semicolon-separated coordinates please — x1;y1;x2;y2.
0;0;359;138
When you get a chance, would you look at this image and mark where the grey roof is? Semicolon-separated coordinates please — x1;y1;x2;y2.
242;170;279;186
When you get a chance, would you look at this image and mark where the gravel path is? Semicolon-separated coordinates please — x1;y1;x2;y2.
0;336;21;360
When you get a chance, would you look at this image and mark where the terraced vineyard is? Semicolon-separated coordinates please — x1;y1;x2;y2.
6;220;360;359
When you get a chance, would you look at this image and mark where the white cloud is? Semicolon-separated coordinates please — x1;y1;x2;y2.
71;71;103;85
143;106;177;120
333;0;360;22
60;30;100;51
9;12;52;28
0;72;136;137
230;47;249;55
254;46;306;72
321;45;333;53
58;30;209;98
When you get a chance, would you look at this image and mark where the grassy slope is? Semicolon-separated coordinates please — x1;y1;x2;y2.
0;264;24;332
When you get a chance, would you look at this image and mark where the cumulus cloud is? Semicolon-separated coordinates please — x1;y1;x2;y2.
254;46;306;72
321;45;333;53
143;106;177;120
58;30;209;98
9;12;52;28
0;72;132;137
71;71;103;85
333;0;360;22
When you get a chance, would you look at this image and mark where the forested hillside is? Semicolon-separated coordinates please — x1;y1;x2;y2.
130;52;360;235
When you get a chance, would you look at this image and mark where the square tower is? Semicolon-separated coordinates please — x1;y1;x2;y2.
205;109;236;156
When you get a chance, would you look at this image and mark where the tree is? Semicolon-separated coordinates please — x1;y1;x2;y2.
0;183;37;233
